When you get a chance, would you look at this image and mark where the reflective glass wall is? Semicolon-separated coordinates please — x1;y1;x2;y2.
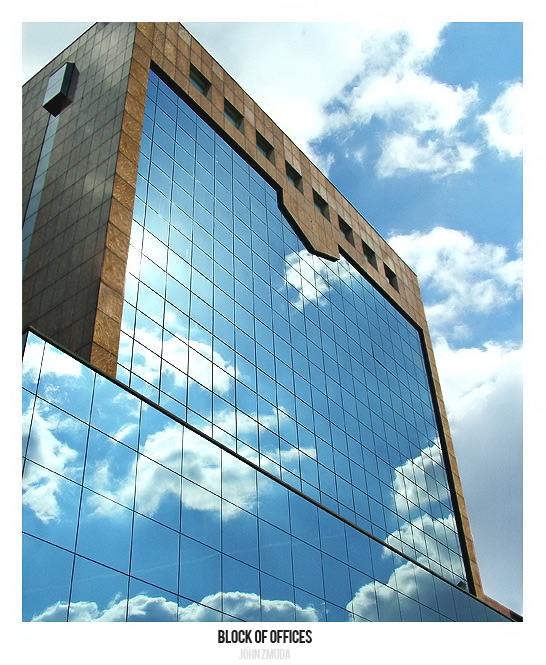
117;70;465;586
22;331;507;621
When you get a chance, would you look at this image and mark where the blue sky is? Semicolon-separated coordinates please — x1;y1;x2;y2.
22;19;523;615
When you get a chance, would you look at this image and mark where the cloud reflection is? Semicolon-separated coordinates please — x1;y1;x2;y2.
31;591;319;622
284;250;330;309
130;327;236;394
23;404;81;523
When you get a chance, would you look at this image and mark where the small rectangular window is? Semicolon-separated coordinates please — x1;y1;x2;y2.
313;189;330;220
285;161;303;192
256;130;274;163
338;216;354;246
362;240;378;269
224;99;244;131
189;64;211;98
384;263;399;291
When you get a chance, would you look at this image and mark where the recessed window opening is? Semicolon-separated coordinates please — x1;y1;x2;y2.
384;263;399;291
338;215;354;246
43;62;76;116
189;64;211;98
285;161;303;192
362;240;378;269
256;130;274;163
224;99;244;131
313;189;330;220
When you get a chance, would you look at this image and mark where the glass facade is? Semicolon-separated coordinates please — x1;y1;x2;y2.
21;67;509;622
118;70;464;582
22;331;506;621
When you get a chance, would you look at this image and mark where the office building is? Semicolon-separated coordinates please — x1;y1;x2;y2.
22;22;518;621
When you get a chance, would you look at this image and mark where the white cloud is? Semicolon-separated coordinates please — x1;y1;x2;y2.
185;22;485;178
183;23;525;178
385;513;464;580
377;133;478;177
23;404;80;523
349;558;460;621
31;591;318;622
479;82;523;158
350;72;477;133
432;337;523;611
183;591;317;622
392;443;450;515
22;339;82;387
387;225;522;611
388;226;522;332
284;249;330;309
130;326;236;394
86;422;258;520
184;22;371;168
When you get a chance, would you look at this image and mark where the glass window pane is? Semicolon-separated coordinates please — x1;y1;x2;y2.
348;567;378;621
22;333;45;394
131;513;179;593
318;510;348;563
76;489;133;573
22;534;73;622
221;450;256;512
222;502;258;568
25;397;88;483
259;572;295;622
221;555;260;621
294;588;325;622
90;375;141;449
179;535;221;606
135;455;181;529
23;462;80;550
257;473;290;531
22;389;35;457
127;579;178;621
37;342;95;421
289;492;320;547
83;428;137;510
181;478;221;550
138;404;183;473
69;557;129;621
322;553;352;609
292;539;324;598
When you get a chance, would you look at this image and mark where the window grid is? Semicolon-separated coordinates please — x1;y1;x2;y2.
22;330;508;622
114;70;467;587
